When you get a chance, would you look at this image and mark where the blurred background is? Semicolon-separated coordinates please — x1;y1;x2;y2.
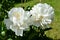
0;0;60;40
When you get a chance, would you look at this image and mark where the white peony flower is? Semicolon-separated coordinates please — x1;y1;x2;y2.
30;3;54;29
4;8;30;36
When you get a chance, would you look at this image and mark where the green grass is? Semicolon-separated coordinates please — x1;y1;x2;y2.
14;0;60;40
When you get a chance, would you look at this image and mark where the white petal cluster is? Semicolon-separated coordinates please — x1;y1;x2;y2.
4;8;31;36
30;3;54;28
4;3;54;36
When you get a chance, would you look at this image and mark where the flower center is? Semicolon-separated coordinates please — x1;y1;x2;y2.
39;16;43;21
35;16;43;22
13;12;21;20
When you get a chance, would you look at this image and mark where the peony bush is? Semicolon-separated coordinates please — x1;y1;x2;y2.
4;3;54;37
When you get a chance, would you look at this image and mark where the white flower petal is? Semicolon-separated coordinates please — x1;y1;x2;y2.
15;29;23;36
4;19;13;29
